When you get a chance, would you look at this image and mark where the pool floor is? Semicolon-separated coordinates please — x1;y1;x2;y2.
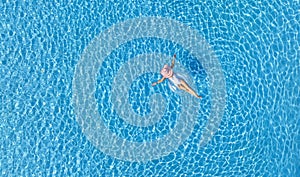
0;0;299;176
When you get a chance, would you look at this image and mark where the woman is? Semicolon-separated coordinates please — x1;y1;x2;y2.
152;54;202;98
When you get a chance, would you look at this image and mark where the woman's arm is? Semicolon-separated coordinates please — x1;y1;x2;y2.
152;77;165;86
171;54;176;69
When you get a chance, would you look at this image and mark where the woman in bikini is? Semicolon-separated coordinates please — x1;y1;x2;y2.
152;54;202;99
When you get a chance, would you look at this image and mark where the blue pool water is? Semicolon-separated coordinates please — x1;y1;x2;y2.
1;0;299;176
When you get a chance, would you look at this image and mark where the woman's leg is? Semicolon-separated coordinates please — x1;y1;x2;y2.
178;80;201;98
